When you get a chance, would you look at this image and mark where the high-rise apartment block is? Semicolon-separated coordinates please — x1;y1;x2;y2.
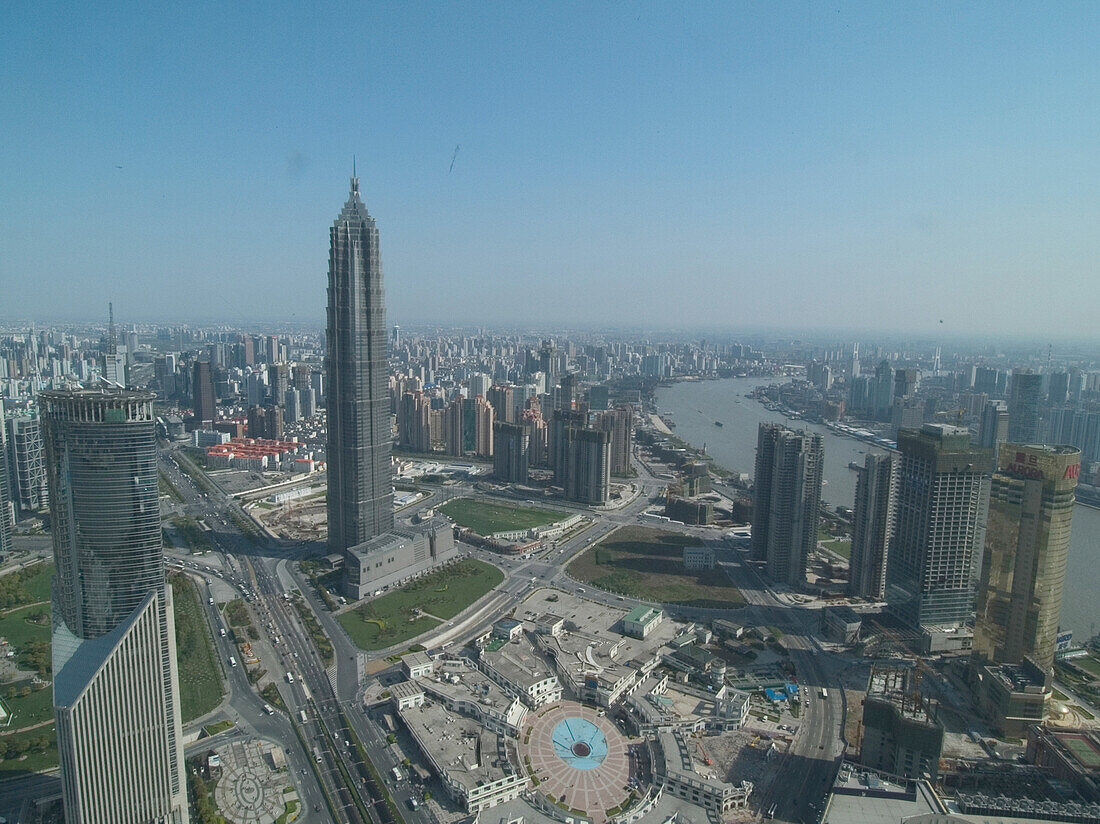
41;389;188;824
564;427;611;505
551;409;586;486
443;396;464;457
399;391;432;453
472;395;495;458
974;444;1079;670
849;453;897;600
487;384;515;424
1008;370;1043;444
268;362;290;404
598;405;633;476
886;424;992;632
326;176;394;557
893;368;920;401
493;421;529;484
751;423;824;587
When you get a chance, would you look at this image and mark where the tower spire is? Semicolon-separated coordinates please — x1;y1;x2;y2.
106;303;117;355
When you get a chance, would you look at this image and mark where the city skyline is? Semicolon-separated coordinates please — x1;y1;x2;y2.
4;4;1100;335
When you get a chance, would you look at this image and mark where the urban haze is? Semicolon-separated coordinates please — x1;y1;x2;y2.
3;5;1100;824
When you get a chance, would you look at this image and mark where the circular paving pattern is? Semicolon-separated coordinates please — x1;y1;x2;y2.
523;701;631;823
551;718;608;769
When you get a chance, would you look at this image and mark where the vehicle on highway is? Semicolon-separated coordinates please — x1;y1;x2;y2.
820;688;828;699
263;703;275;715
299;709;308;723
392;766;403;782
408;798;419;811
286;671;295;683
228;657;237;668
220;628;226;637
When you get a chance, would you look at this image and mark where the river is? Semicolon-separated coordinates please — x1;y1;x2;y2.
654;377;1100;640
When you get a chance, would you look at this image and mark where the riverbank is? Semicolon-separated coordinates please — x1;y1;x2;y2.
653;376;1100;641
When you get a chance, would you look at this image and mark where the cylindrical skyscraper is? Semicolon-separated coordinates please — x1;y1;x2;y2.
42;388;187;824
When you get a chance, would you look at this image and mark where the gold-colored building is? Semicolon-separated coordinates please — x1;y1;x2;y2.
974;443;1080;670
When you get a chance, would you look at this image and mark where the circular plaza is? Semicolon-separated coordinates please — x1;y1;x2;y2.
522;701;633;822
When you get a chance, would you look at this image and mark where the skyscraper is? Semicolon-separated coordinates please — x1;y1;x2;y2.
192;359;216;427
886;424;992;631
598;405;634;476
751;423;824;587
974;444;1079;670
849;452;897;600
564;427;611;505
493;421;529;484
0;400;13;557
100;303;126;386
978;399;1009;451
326;176;394;557
1008;369;1043;444
1047;372;1070;406
5;411;47;513
41;388;187;824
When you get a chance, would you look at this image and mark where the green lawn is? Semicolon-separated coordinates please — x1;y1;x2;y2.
440;497;564;536
0;571;224;775
1;678;53;728
0;603;51;676
203;719;234;736
0;561;53;611
0;725;57;775
821;538;851;559
567;526;744;609
338;559;504;650
172;574;225;722
1072;654;1100;678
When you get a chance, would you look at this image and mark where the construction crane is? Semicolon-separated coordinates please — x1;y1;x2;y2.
694;739;713;766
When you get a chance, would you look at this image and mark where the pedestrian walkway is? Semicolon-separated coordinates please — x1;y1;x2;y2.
213;738;298;824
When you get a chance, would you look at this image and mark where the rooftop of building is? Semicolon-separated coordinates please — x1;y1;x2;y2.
390;680;425;702
398;699;515;791
984;661;1048;695
625;605;663;624
1045;728;1100;773
865;666;937;724
823;773;942;824
480;636;557;689
403;651;433;671
823;604;863;623
415;657;519;711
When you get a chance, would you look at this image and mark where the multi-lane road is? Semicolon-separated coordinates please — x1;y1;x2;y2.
2;441;845;824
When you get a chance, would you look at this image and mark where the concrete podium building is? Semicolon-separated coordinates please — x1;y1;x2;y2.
41;388;188;824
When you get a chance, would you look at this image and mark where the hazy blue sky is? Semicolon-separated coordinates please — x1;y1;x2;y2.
3;2;1099;336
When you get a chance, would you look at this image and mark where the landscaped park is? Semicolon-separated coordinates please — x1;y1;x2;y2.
337;558;504;651
0;563;224;776
440;497;564;536
567;525;744;609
